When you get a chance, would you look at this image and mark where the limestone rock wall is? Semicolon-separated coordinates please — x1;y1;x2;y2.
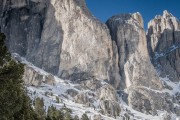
147;10;180;82
24;65;55;86
106;13;174;115
106;13;162;90
0;0;120;87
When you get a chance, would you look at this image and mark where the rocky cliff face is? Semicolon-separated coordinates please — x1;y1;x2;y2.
106;13;178;116
0;0;120;87
106;13;162;90
147;10;180;82
12;53;55;86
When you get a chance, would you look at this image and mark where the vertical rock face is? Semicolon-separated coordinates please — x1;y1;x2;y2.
50;0;119;84
0;0;57;73
106;13;175;115
147;10;180;82
0;0;48;56
0;0;120;86
106;13;162;90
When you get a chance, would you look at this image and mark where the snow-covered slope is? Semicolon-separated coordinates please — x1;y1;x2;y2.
12;53;180;120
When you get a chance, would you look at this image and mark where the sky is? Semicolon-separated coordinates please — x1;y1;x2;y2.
86;0;180;30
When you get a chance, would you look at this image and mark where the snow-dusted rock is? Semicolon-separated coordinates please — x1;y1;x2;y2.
80;79;103;91
147;10;180;82
97;85;121;117
97;85;118;101
93;114;102;120
65;89;79;97
105;12;179;115
99;100;120;117
128;86;174;115
24;66;55;86
74;92;91;104
175;106;180;116
12;53;55;86
173;92;180;105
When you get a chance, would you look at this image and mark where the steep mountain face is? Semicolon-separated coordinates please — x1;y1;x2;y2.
106;13;177;115
146;10;180;116
106;13;162;90
147;10;180;82
0;0;120;87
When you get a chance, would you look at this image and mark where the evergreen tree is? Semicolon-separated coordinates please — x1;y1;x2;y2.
64;111;73;120
13;94;40;120
56;96;60;103
74;115;79;120
81;113;89;120
0;33;38;120
47;105;63;120
34;97;46;119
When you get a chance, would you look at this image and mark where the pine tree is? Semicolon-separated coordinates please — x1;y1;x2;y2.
34;97;46;119
14;94;41;120
74;115;79;120
81;113;89;120
64;111;72;120
47;105;63;120
0;33;38;120
56;96;60;103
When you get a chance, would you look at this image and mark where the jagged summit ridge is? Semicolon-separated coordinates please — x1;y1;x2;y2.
107;12;144;30
163;10;173;17
148;10;180;33
147;10;180;82
147;10;180;55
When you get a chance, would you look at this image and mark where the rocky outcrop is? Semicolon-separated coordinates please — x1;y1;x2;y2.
65;89;79;97
128;87;174;115
106;13;162;90
97;85;118;101
106;13;173;115
0;0;120;87
0;0;48;57
93;114;102;120
73;84;120;117
24;66;55;86
147;10;180;82
12;53;55;86
99;100;120;117
74;92;96;108
97;85;121;117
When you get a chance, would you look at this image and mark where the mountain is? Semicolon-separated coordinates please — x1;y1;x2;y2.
0;0;179;119
106;13;168;115
147;10;180;82
0;0;120;88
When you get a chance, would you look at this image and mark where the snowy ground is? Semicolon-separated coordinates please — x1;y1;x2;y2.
27;80;117;120
26;78;180;120
13;53;180;120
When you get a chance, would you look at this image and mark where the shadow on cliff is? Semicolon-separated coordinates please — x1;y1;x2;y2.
106;16;140;90
0;0;63;75
147;27;180;81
